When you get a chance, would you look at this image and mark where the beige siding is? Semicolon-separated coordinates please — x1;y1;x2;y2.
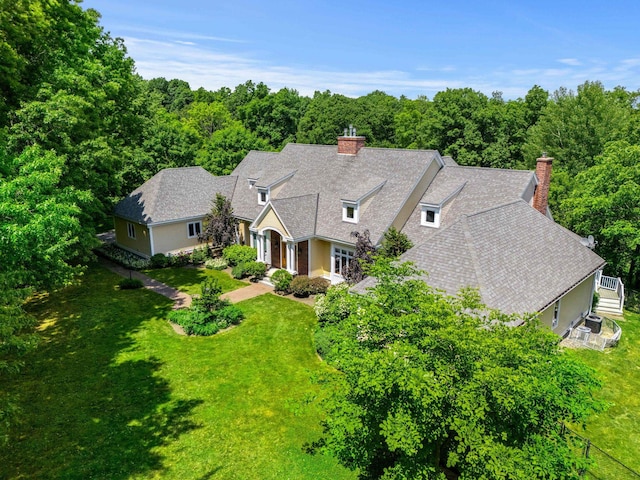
238;221;251;245
310;239;331;277
538;273;595;335
114;216;151;257
152;220;205;254
392;158;441;230
255;209;290;237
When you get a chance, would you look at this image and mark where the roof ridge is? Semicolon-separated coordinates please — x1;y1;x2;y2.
271;192;319;203
460;216;488;302
463;198;528;219
445;164;534;174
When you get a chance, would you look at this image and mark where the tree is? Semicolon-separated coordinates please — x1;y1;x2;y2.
343;230;376;284
0;145;96;442
314;259;602;479
522;81;630;175
195;121;270;175
560;141;640;288
378;226;413;259
199;194;238;249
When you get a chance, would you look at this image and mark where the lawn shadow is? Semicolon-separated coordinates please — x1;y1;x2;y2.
0;266;202;479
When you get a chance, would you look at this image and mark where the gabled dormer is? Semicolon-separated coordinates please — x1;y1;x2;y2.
340;179;386;224
255;171;296;206
419;181;466;229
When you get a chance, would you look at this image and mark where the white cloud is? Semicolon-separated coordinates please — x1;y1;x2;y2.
123;36;640;100
557;58;582;66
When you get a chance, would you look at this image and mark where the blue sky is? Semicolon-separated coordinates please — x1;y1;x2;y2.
81;0;640;99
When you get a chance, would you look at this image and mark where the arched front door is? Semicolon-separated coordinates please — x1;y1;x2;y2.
269;230;285;269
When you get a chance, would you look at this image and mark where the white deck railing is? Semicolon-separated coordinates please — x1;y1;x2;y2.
596;272;625;313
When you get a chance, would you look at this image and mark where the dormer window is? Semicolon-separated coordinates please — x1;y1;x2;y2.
248;179;257;189
342;202;358;223
421;205;440;228
258;188;269;205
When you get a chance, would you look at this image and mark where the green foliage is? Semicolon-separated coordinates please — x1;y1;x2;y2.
378;226;413;258
118;278;144;290
271;269;293;293
200;194;238;249
215;305;244;326
189;247;208;265
95;243;151;270
168;251;191;267
150;253;169;269
231;263;249;280
314;283;353;326
523;81;630;174
205;258;228;270
315;258;603;479
223;244;257;267
244;261;267;282
560;141;640;287
290;276;312;298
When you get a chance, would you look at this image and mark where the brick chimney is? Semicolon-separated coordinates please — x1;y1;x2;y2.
338;125;365;155
533;154;553;215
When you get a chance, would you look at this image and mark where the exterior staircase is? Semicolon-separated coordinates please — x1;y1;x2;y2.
595;272;625;316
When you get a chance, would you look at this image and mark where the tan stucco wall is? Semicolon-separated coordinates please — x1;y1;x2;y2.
238;221;251;245
310;239;331;277
152;220;205;254
114;216;151;257
256;208;290;237
539;273;595;335
392;158;442;230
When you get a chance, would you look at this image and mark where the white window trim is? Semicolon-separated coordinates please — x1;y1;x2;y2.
187;221;202;238
342;201;359;223
258;188;269;205
420;204;441;228
127;222;136;239
248;179;257;189
332;245;355;280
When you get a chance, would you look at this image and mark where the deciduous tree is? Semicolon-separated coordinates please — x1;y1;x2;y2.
315;259;603;479
199;194;238;249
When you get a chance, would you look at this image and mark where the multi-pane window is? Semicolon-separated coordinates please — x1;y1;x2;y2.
127;222;136;239
334;247;354;276
258;188;269;205
420;205;440;227
342;202;358;223
187;221;202;238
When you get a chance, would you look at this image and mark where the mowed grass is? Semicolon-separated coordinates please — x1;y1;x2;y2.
142;266;247;295
0;265;355;480
567;309;640;477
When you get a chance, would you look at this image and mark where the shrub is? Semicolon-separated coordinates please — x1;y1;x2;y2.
168;251;190;267
95;243;151;269
271;269;293;293
168;308;219;336
190;246;208;264
314;283;353;325
231;263;249;279
223;244;257;267
150;253;169;269
196;278;227;311
309;277;330;295
290;275;312;298
245;261;267;282
118;278;144;289
215;305;244;326
205;257;228;270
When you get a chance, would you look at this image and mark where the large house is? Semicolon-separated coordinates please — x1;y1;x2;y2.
114;133;608;336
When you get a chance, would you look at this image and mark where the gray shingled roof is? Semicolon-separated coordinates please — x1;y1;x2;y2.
231;144;442;244
401;165;536;245
114;167;237;224
270;194;319;239
400;201;605;315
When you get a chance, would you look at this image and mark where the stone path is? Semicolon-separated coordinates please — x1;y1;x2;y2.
99;257;316;310
98;258;192;309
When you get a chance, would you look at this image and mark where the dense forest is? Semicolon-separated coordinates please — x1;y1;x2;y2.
1;0;639;438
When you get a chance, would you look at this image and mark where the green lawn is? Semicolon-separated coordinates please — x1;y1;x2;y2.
142;266;247;295
0;265;355;480
567;309;640;478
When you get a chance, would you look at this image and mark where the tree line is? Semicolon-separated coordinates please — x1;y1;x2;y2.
1;0;638;445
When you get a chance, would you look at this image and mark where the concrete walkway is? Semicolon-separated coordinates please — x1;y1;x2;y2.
100;257;316;309
98;258;192;309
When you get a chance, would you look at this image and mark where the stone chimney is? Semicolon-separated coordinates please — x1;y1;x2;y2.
533;154;553;215
337;125;365;155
